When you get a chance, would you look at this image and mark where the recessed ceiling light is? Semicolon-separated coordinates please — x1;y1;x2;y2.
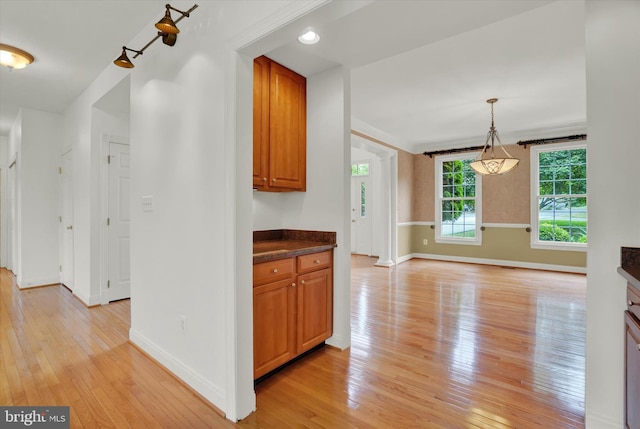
298;30;320;45
0;44;34;70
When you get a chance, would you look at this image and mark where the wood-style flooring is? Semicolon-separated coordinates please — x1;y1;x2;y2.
1;257;586;428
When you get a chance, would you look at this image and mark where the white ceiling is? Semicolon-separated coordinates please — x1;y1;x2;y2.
0;0;586;154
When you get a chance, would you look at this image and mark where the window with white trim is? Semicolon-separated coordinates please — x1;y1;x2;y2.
531;143;587;250
435;153;482;245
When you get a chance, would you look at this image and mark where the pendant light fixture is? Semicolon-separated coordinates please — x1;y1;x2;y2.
469;98;519;175
0;44;34;70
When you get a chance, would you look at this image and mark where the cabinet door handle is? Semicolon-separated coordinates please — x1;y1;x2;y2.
272;178;277;182
314;259;320;264
291;282;296;287
628;300;639;307
272;268;278;273
300;280;305;285
262;177;267;181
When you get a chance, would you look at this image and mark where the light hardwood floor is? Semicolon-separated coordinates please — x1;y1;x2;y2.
1;257;586;428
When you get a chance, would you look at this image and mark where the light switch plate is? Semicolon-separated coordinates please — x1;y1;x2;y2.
142;195;154;212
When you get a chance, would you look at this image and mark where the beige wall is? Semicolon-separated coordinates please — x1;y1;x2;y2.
395;142;586;270
397;148;414;223
410;143;531;223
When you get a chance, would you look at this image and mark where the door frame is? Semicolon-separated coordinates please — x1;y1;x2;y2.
100;134;129;305
59;149;74;290
7;154;17;274
350;162;373;256
350;130;398;266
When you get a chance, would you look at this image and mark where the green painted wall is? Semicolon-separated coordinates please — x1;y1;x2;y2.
399;224;586;269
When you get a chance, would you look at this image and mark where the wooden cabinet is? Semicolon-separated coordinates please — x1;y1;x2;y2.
253;55;306;192
253;250;333;379
626;283;640;429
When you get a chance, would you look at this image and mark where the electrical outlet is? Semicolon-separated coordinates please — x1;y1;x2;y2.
423;239;428;246
179;315;187;332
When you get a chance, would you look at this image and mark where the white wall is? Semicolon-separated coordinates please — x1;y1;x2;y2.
0;135;8;267
253;191;284;230
8;109;62;287
585;1;640;427
279;66;352;350
121;0;303;422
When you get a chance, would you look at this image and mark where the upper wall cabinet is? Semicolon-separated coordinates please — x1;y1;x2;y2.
253;56;306;192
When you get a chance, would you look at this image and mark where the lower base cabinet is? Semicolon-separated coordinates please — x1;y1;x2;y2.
253;250;333;379
625;310;640;429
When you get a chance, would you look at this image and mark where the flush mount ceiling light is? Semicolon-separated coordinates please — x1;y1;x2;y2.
113;3;198;68
469;98;520;175
298;30;320;45
0;43;34;70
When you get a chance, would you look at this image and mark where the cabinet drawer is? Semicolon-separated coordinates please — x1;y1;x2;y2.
628;284;640;321
297;250;332;273
254;258;295;286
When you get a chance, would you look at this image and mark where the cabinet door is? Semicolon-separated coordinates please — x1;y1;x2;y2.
269;60;306;191
297;268;333;354
625;311;640;429
254;278;296;379
253;56;270;189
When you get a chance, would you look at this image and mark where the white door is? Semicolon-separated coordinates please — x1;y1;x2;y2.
7;161;16;272
107;142;130;302
351;173;372;255
60;151;74;289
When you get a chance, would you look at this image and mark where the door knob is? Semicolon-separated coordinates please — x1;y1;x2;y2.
66;225;73;230
352;219;356;223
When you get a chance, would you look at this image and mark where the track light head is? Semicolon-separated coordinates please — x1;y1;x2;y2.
155;5;180;34
113;48;134;68
160;32;177;46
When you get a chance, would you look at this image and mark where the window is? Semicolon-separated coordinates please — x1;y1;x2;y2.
352;163;369;218
351;163;369;176
531;143;587;249
435;153;482;244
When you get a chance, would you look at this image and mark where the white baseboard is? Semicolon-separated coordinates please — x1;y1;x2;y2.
585;412;621;429
129;328;227;413
71;291;102;307
326;333;350;350
18;275;60;289
398;253;586;274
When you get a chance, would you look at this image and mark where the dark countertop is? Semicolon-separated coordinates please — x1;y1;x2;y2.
253;229;336;264
619;246;640;291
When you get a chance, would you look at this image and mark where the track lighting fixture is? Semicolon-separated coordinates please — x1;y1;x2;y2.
113;3;198;69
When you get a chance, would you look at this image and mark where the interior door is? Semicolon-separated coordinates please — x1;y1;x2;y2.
7;160;16;272
60;151;74;289
107;142;130;302
351;173;372;255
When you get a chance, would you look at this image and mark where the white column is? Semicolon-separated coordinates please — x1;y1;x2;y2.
375;153;394;267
